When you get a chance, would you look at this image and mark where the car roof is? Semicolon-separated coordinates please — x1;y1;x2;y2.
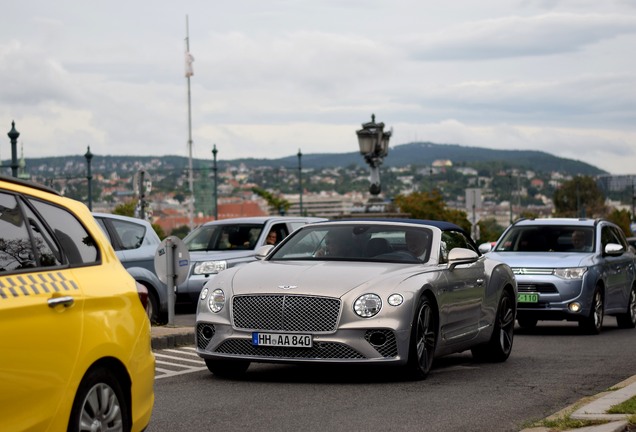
93;212;154;227
0;175;60;195
200;216;325;226
512;218;599;227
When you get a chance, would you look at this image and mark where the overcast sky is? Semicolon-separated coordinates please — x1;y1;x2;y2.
1;0;635;174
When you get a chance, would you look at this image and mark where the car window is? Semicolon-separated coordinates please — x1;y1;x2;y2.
440;230;474;263
110;219;146;250
496;226;594;253
0;193;38;272
28;198;99;265
184;223;264;251
270;224;432;264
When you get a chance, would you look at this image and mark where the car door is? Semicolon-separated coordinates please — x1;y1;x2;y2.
437;230;484;344
602;225;635;312
0;191;85;431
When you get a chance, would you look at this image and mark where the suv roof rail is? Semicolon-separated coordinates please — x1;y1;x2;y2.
0;175;60;196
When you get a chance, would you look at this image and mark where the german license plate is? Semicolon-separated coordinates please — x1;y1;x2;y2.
252;332;313;348
518;293;539;303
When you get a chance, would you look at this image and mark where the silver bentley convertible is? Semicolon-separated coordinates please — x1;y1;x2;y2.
195;219;517;380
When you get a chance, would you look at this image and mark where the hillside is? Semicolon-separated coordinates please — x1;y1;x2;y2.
12;141;606;177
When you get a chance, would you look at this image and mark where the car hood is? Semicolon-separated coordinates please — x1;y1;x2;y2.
229;260;432;297
189;249;257;262
487;251;594;268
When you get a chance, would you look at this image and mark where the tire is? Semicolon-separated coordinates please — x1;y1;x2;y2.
145;287;160;325
517;317;538;329
68;368;129;432
405;296;437;380
472;289;515;362
205;359;250;379
579;288;604;335
616;285;636;329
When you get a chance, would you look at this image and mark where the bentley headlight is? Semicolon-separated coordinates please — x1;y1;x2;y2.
208;289;225;313
354;294;382;318
194;260;227;275
554;267;587;280
388;294;404;306
199;287;209;301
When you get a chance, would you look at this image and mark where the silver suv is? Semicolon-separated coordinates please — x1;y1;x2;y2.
178;216;326;303
484;218;636;334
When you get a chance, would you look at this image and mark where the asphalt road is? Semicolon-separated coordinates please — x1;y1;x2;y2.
148;316;636;432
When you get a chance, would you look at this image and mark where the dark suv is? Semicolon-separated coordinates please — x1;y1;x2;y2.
483;218;636;334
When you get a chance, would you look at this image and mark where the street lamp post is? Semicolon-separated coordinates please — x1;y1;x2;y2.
7;121;20;178
212;144;218;220
84;146;93;211
297;148;303;216
356;114;392;208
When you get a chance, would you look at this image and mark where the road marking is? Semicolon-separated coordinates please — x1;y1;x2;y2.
154;346;207;379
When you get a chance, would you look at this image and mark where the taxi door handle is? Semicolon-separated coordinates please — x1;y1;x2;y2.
48;296;74;308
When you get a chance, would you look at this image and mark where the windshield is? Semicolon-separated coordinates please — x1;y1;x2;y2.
269;224;433;264
495;226;594;253
183;223;264;251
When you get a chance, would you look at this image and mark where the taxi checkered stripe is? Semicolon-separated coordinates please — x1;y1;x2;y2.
0;272;79;299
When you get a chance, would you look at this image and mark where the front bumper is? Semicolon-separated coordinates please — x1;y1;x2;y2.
516;275;592;321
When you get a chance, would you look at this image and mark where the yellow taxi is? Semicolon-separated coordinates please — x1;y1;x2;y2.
0;175;154;431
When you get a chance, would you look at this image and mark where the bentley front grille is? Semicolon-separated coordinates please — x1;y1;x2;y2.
214;339;365;359
232;295;341;332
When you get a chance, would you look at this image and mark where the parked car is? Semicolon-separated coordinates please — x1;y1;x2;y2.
195;218;517;380
0;176;154;431
178;216;326;303
482;218;636;334
93;212;168;324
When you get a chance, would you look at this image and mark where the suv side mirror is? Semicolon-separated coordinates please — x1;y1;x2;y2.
604;243;624;256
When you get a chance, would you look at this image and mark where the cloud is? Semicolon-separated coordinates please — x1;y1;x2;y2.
406;13;636;60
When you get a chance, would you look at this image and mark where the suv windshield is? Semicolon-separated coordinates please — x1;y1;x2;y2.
184;223;264;251
495;225;594;253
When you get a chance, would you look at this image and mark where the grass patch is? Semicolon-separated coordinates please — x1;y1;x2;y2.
538;416;609;431
608;396;636;414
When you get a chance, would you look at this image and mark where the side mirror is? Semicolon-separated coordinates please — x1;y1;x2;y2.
448;247;479;270
604;243;624;256
478;242;493;254
255;245;275;260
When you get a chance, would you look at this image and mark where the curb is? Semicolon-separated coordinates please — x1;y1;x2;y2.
150;328;195;350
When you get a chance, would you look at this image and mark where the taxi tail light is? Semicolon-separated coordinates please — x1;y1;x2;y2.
136;282;149;311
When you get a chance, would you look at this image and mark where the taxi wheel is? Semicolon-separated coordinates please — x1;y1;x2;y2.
205;359;250;379
406;295;437;380
68;368;130;432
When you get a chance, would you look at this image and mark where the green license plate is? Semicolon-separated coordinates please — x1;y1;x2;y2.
518;293;539;303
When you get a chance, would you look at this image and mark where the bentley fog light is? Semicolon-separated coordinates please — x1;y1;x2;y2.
194;260;227;275
554;267;586;280
569;302;582;313
208;289;226;313
388;294;404;306
354;294;382;318
199;287;209;301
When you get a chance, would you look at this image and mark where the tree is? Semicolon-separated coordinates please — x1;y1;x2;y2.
252;187;290;215
606;208;632;237
170;225;191;239
553;176;606;218
113;200;137;217
394;190;471;232
477;218;505;243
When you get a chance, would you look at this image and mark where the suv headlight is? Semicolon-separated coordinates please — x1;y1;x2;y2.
194;260;227;275
554;267;587;280
354;294;382;318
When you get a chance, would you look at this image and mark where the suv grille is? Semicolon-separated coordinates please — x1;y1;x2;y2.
232;295;341;332
517;283;558;294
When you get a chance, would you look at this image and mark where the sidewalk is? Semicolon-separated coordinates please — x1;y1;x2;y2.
150;323;195;350
150;324;636;432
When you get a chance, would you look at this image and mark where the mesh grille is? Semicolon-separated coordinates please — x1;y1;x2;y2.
364;330;398;358
196;323;215;350
215;339;365;359
232;295;341;332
